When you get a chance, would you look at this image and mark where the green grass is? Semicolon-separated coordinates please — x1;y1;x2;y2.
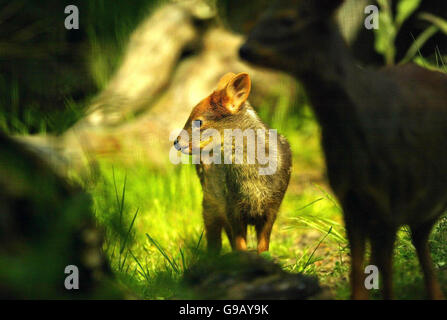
89;161;204;298
83;94;447;299
79;90;352;299
88;159;348;299
2;0;447;299
0;0;163;135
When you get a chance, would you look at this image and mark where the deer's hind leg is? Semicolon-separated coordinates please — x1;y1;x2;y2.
346;217;368;300
411;218;444;300
255;208;278;254
227;208;248;251
343;194;369;300
369;225;397;300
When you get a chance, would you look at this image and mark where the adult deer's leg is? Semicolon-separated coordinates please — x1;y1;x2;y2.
343;195;368;300
345;218;368;299
411;219;444;300
370;225;397;300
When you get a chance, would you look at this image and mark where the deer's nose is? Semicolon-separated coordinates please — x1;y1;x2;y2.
174;138;181;151
239;44;253;61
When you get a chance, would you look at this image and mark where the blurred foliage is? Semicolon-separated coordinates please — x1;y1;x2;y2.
216;0;270;34
420;12;447;35
375;0;447;68
1;0;446;300
0;0;162;134
375;0;422;65
0;133;122;298
85;0;164;90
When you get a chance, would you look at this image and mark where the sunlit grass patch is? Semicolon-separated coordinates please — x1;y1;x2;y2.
89;161;205;298
84;97;351;299
88;154;350;299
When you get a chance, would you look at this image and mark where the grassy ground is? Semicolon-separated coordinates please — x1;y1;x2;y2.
87;106;350;299
86;96;447;299
5;62;446;299
2;0;447;299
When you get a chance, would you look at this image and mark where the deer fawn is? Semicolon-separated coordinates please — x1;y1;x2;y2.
240;0;447;299
174;72;292;255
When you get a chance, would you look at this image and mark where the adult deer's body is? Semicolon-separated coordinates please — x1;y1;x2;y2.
240;0;447;299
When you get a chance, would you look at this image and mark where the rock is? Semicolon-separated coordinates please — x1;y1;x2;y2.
181;251;324;299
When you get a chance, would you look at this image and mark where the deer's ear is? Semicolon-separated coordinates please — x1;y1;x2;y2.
223;73;251;114
216;72;236;90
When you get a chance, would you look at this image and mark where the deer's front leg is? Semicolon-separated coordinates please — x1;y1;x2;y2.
202;199;224;255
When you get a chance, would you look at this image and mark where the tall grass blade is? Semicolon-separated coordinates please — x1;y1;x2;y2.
303;226;333;271
146;233;180;274
120;208;140;254
129;249;150;283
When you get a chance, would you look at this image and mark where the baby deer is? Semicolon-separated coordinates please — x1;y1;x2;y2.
240;0;447;299
174;73;292;254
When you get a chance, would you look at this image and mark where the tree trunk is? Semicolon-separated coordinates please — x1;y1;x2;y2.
15;1;296;174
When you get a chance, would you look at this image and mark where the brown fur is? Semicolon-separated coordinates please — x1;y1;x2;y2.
175;73;292;254
241;0;447;299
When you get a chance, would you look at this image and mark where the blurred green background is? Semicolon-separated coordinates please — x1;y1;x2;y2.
1;0;446;299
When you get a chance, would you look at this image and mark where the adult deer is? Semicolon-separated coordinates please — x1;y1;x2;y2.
240;0;447;299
